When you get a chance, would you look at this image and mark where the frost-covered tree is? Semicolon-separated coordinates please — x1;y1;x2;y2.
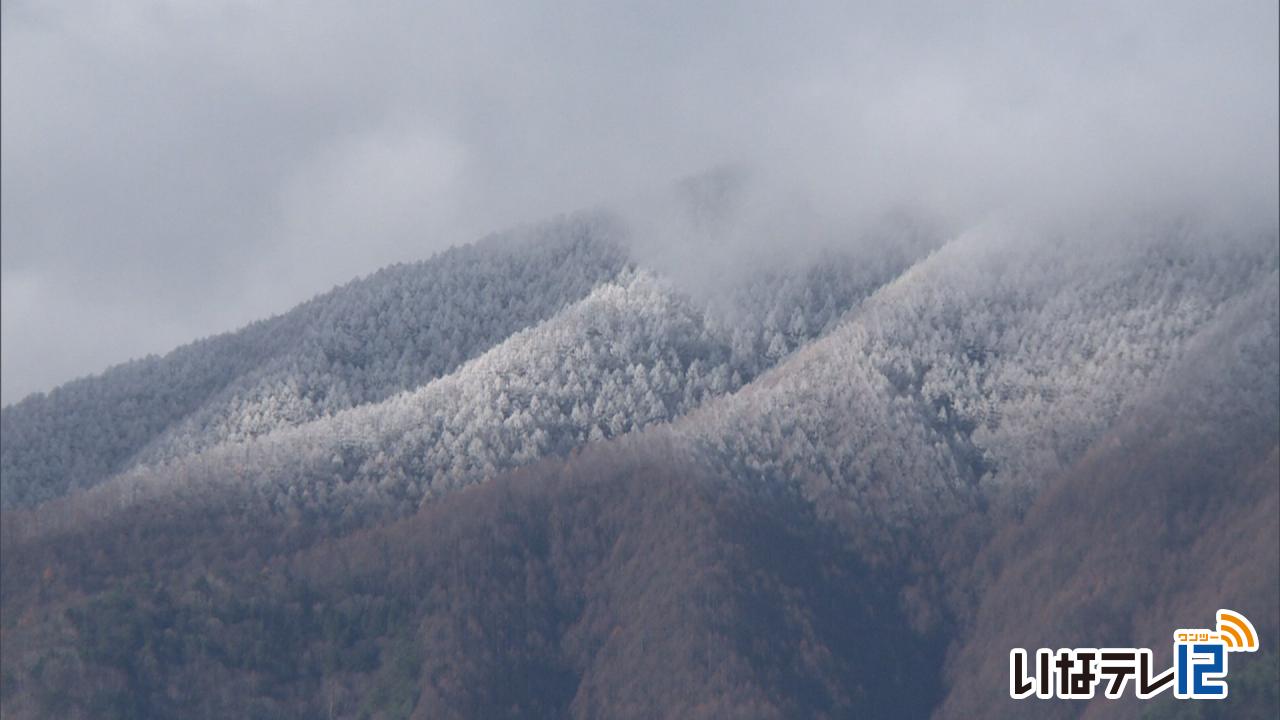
1;211;630;508
684;225;1279;526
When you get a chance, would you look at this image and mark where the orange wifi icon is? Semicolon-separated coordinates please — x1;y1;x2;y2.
1216;610;1259;652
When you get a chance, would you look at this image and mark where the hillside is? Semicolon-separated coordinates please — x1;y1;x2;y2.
1;217;1277;719
686;226;1277;530
0;440;949;719
45;272;739;527
937;272;1280;719
4;0;1274;716
1;212;631;508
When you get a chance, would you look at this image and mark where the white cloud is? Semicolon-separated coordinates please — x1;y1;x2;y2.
264;124;469;288
2;0;1276;400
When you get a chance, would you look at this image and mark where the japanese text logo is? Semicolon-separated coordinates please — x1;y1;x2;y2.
1010;609;1259;701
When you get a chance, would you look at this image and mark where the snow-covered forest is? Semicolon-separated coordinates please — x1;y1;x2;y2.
1;212;631;507
4;0;1276;716
3;215;1275;537
690;227;1278;525
4;213;934;525
2;209;1277;720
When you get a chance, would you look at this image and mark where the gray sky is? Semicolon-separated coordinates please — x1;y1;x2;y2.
3;0;1276;402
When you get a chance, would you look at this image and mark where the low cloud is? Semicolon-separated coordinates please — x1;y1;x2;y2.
3;0;1276;400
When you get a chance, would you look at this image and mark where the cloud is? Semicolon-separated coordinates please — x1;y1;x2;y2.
260;123;469;291
2;0;1276;400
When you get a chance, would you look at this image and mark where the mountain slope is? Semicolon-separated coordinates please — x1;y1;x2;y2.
0;440;944;720
94;272;739;524
4;224;930;534
937;271;1280;720
1;217;1276;719
684;227;1276;530
1;212;630;508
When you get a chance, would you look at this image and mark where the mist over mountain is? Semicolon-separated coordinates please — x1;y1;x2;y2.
3;194;1277;718
3;1;1277;718
5;1;1276;402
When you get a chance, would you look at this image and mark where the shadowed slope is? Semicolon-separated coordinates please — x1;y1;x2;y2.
937;275;1280;719
0;440;944;719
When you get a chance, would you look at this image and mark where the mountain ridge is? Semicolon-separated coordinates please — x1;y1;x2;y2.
2;211;1276;719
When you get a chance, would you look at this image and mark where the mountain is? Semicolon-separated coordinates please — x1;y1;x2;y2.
1;208;1276;719
3;216;924;531
67;271;742;526
1;212;631;508
937;274;1280;720
0;440;947;719
687;226;1275;529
